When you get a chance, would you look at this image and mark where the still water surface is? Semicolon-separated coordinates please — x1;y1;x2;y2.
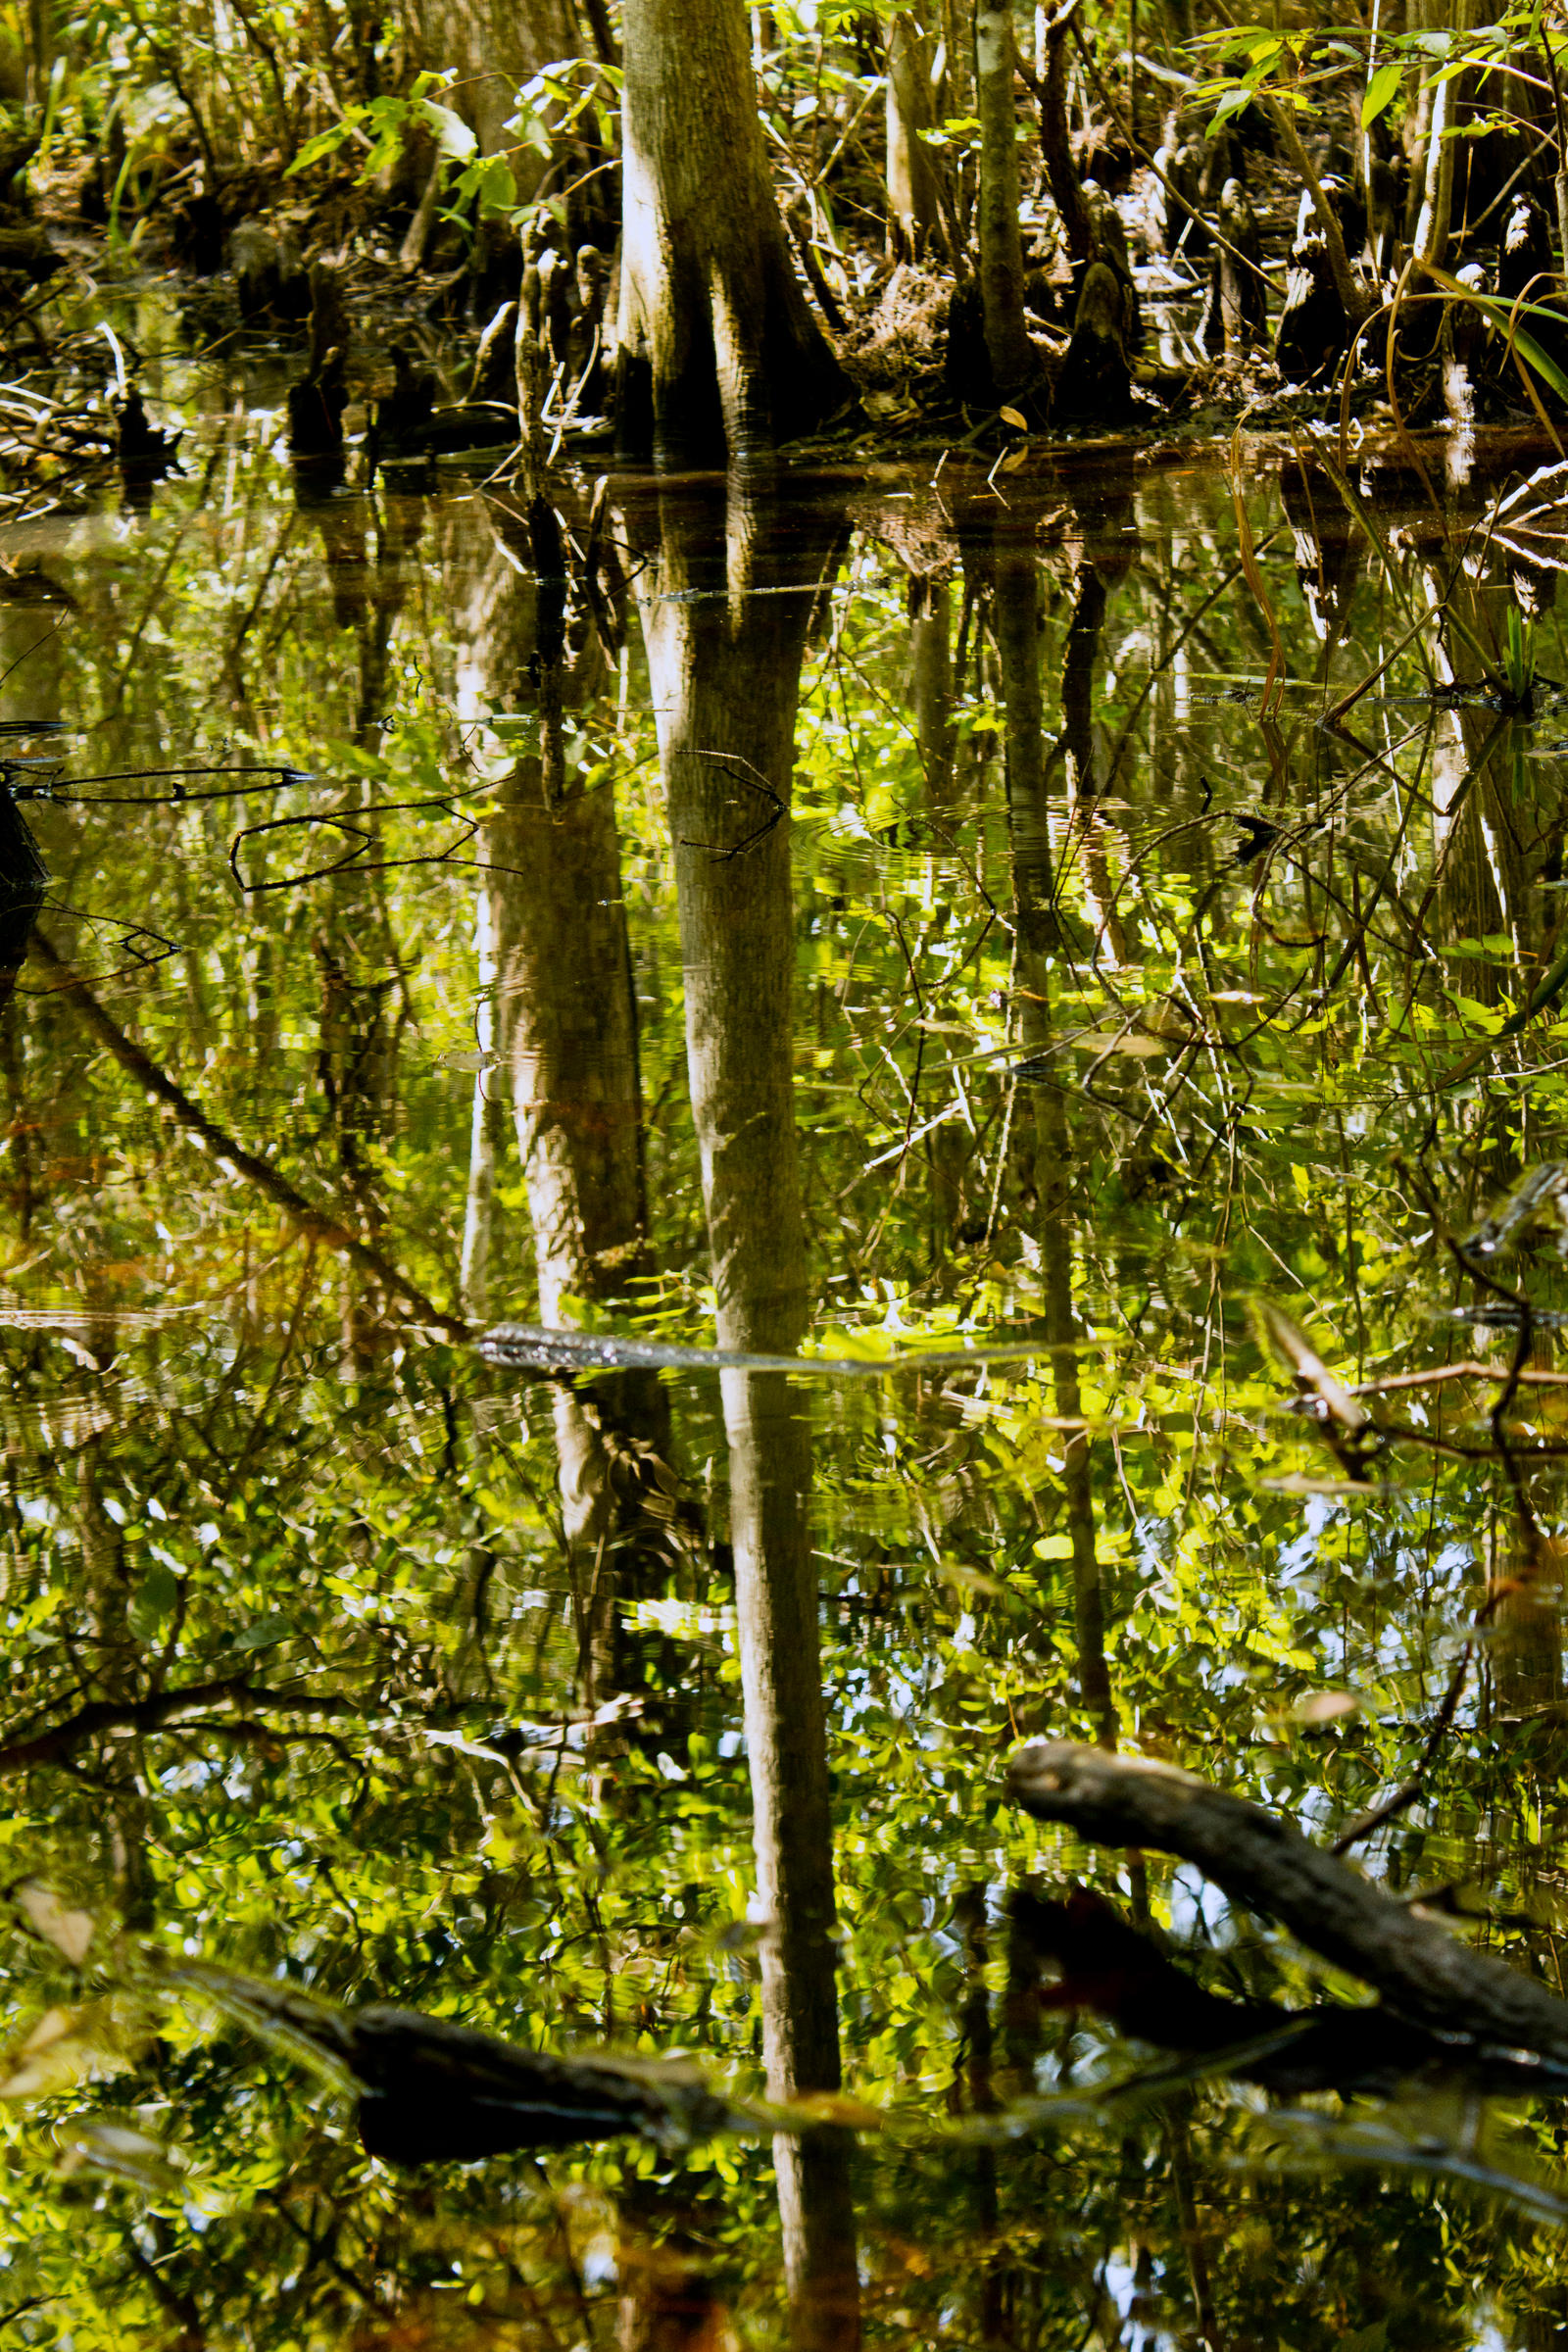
4;335;1568;2346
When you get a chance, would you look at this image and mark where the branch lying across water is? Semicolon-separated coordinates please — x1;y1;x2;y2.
1006;1740;1568;2071
1354;1362;1568;1395
479;1321;1053;1379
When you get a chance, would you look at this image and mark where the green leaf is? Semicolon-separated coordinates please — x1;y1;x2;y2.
228;1613;294;1652
285;110;366;176
127;1559;178;1638
1361;60;1401;128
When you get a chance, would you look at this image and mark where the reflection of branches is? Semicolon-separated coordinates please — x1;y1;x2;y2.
27;929;469;1343
0;1679;354;1774
1331;1641;1472;1856
23;902;180;989
677;751;785;860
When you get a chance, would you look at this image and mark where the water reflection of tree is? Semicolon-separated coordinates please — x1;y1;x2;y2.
464;498;681;1720
13;451;1568;2344
635;472;860;2349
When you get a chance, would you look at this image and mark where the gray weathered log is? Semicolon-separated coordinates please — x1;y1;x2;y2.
1006;1740;1568;2068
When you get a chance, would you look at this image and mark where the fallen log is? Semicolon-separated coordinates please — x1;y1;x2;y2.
1005;1740;1568;2070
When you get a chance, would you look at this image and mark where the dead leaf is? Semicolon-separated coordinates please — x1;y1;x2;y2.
1292;1690;1361;1725
17;1883;96;1967
999;404;1028;431
1250;1300;1370;1434
1075;1032;1169;1058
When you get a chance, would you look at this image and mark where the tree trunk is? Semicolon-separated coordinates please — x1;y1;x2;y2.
1039;4;1094;266
618;0;850;465
1415;0;1473;269
414;0;574;155
974;0;1037;400
635;477;859;2349
887;8;944;260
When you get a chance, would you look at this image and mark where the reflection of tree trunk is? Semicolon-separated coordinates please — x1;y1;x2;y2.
1166;2111;1224;2351
992;519;1118;1748
1050;519;1134;965
490;720;671;1711
459;886;501;1319
951;1885;1004;2341
908;572;956;808
78;1429;154;1932
636;478;859;2350
909;572;970;1251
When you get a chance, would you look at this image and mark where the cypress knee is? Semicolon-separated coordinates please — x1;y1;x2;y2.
1056;260;1133;421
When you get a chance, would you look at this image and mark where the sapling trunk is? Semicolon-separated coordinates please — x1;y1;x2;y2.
1039;0;1094;264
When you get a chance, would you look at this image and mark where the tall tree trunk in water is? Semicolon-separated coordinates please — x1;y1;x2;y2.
974;0;1037;402
618;0;851;465
635;476;859;2350
989;513;1118;1748
887;8;943;260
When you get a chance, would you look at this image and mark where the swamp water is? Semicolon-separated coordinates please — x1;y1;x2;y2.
4;340;1568;2348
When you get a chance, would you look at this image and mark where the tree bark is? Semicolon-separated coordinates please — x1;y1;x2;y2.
414;0;574;155
1038;2;1094;266
635;477;859;2349
886;8;944;260
618;0;850;465
974;0;1037;400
